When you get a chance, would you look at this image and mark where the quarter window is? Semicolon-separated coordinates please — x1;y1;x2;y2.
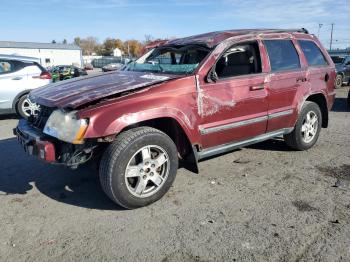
299;40;328;66
264;40;301;72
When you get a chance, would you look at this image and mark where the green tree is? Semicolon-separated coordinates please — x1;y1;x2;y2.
74;37;81;46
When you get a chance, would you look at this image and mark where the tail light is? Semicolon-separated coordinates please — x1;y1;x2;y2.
33;72;52;80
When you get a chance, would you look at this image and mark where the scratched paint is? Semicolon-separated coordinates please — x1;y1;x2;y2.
195;75;236;117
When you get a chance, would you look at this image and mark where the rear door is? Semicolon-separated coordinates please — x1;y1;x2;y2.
0;59;28;110
25;62;51;89
298;40;335;94
263;39;307;132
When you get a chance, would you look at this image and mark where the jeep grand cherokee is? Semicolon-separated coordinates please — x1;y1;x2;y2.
14;29;335;209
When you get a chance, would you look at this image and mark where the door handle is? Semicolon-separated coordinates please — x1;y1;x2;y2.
296;77;307;83
12;77;22;80
249;85;264;91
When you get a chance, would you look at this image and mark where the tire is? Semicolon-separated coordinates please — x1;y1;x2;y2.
347;90;350;108
284;101;322;151
335;74;343;89
99;127;178;209
16;94;40;119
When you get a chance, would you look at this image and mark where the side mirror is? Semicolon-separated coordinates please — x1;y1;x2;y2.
206;70;219;83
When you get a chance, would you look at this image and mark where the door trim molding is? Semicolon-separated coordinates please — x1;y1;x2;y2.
268;109;293;119
200;109;294;135
198;128;294;160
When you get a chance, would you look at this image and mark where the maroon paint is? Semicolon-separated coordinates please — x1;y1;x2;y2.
31;30;335;151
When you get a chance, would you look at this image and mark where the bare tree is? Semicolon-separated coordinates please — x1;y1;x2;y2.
79;37;99;55
144;34;154;44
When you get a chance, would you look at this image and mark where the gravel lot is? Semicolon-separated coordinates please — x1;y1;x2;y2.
0;88;349;262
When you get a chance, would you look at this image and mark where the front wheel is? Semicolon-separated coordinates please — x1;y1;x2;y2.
99;127;178;209
284;101;322;150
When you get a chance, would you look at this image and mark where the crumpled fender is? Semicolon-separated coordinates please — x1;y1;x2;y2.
83;106;199;144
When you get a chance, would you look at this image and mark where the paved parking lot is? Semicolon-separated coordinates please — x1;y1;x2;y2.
0;88;349;262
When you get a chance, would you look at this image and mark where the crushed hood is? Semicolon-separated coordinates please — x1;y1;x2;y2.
30;71;180;109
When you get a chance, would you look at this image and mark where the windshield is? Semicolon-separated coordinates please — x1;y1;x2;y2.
331;56;345;64
123;45;210;75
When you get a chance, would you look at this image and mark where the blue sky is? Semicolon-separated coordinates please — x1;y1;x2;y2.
1;0;350;49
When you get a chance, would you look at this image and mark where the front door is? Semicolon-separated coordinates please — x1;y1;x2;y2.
197;41;269;149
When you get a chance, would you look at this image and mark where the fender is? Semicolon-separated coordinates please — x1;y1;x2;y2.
84;106;200;144
294;91;329;128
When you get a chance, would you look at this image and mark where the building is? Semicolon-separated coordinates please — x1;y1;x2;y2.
113;48;123;57
0;41;83;67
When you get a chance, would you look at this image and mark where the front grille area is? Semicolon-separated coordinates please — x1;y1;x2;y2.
28;105;54;130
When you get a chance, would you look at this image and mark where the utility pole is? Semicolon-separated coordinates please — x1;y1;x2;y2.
317;23;323;38
330;23;334;51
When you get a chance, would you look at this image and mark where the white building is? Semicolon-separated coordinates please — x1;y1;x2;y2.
113;48;122;57
0;41;83;67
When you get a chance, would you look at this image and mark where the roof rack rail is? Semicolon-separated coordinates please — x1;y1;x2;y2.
264;28;309;34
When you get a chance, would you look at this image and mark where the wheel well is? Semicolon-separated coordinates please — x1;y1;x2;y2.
121;117;194;158
12;90;30;111
306;93;328;128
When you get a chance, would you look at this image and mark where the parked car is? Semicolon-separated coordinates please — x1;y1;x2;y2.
0;54;51;118
331;55;350;88
84;64;94;70
102;63;123;72
14;28;335;209
50;65;87;82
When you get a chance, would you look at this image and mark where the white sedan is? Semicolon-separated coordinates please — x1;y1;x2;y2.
0;54;51;118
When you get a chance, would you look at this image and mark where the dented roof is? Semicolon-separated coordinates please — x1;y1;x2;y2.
166;28;309;48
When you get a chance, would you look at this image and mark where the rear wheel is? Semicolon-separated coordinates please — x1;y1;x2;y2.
16;95;40;119
347;89;350;107
99;127;178;209
284;101;322;150
335;74;343;89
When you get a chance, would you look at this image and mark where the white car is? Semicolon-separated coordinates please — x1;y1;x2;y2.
0;54;51;118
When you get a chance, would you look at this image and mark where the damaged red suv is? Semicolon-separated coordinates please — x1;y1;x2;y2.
15;29;335;209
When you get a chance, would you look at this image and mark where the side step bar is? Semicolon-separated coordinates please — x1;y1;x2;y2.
197;128;293;160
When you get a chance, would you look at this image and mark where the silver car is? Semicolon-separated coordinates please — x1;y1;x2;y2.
0;54;51;118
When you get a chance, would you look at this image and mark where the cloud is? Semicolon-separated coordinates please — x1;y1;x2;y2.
210;0;350;48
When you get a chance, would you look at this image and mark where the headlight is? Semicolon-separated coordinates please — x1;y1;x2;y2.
43;110;88;144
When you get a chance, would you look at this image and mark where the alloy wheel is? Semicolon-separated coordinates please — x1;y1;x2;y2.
124;145;170;198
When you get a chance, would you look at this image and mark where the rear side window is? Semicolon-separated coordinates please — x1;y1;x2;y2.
0;60;29;74
0;60;14;74
299;40;328;66
264;40;301;72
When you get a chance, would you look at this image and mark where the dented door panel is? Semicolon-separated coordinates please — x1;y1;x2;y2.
197;74;269;149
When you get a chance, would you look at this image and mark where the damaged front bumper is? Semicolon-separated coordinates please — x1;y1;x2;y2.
14;119;56;163
14;119;99;168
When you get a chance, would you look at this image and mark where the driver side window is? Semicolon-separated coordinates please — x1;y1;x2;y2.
215;42;262;79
